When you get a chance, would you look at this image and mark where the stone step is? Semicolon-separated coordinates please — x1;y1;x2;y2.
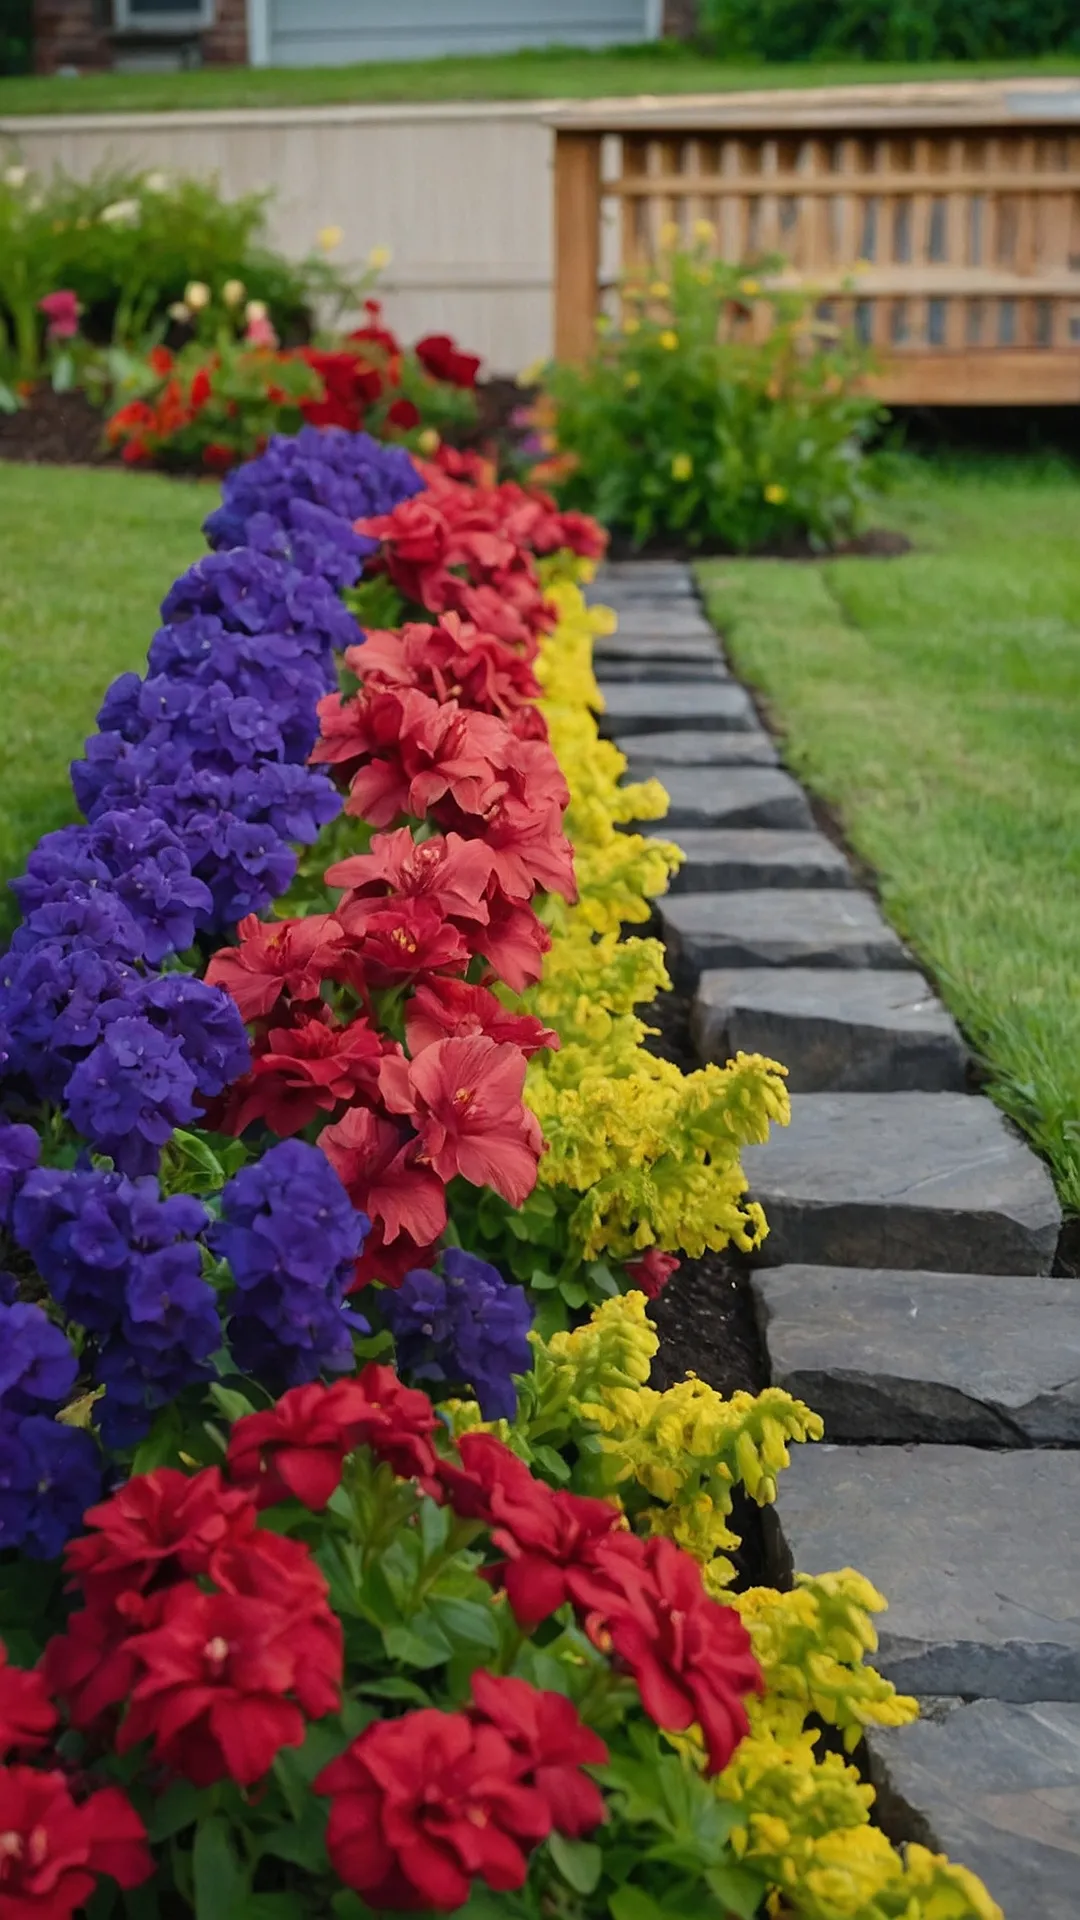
621;729;779;770
592;561;693;590
597;661;729;685
662;829;853;895
660;890;910;980
770;1444;1080;1701
693;966;966;1091
600;684;758;737
743;1092;1061;1274
867;1699;1080;1920
752;1265;1080;1443
640;766;814;828
604;606;715;639
594;631;721;665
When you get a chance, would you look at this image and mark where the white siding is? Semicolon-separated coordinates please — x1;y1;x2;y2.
266;0;656;67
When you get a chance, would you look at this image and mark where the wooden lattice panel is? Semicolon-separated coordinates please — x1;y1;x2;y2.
553;84;1080;402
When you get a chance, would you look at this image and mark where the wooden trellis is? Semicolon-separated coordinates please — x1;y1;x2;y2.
551;79;1080;403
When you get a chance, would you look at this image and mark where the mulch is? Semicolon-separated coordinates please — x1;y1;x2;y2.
0;386;116;467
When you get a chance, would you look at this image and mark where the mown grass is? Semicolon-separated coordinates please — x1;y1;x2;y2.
0;47;1077;115
0;462;208;939
697;460;1080;1212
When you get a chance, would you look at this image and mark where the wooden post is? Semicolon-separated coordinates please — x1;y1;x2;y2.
554;132;603;363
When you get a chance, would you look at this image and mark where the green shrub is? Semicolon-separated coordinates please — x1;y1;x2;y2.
701;0;1080;62
540;233;882;552
0;159;361;378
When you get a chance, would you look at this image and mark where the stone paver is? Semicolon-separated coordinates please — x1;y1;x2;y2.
771;1445;1080;1701
662;829;852;895
693;966;965;1090
591;562;692;592
660;890;909;978
743;1091;1060;1273
599;684;756;736
867;1700;1080;1920
642;766;814;829
604;605;715;638
752;1265;1080;1443
621;729;779;770
597;660;728;685
594;631;721;665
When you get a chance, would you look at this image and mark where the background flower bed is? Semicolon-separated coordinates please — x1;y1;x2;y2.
0;419;1002;1918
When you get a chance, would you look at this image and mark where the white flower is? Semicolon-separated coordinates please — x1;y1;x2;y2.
222;278;246;308
167;301;192;323
99;197;141;228
2;165;28;190
184;280;211;311
143;170;169;193
244;299;268;324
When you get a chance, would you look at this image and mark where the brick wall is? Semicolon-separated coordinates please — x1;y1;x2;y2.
33;0;248;73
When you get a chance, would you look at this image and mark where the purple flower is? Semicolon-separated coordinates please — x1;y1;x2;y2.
382;1248;533;1421
12;809;213;964
12;1166;217;1448
0;939;143;1103
138;974;250;1099
64;1016;199;1175
0;1116;40;1227
0;1300;79;1413
210;1140;369;1391
0;1414;102;1559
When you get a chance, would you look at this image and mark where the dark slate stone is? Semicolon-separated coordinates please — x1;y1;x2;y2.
600;684;756;736
661;829;853;895
867;1699;1080;1920
641;767;814;828
608;605;715;638
621;729;779;770
692;966;966;1090
752;1265;1080;1443
594;631;720;664
596;661;728;685
743;1092;1061;1274
591;562;693;592
660;890;909;979
770;1445;1080;1701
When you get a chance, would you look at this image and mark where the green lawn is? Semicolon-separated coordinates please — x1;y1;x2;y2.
0;463;208;938
697;461;1080;1212
0;47;1077;115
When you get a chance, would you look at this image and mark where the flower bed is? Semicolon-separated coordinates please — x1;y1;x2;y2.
0;425;998;1918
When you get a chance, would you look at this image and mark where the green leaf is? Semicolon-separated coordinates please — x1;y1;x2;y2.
207;1382;257;1425
131;1404;185;1475
255;1804;328;1874
560;1278;588;1309
193;1818;249;1920
549;1832;603;1895
428;1594;500;1653
145;1778;202;1842
383;1617;453;1668
704;1861;770;1919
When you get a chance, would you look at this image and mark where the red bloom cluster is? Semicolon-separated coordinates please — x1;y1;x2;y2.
348;612;542;729
43;1467;343;1787
226;1365;440;1508
315;1671;606;1911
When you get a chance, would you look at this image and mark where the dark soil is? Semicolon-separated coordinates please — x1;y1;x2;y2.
0;385;115;466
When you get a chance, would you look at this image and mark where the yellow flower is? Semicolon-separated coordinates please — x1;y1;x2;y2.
317;224;344;252
671;453;693;481
693;218;716;243
738;277;761;296
517;357;547;388
660;220;680;248
659;330;678;351
764;483;788;505
417;428;440;454
624;370;641;390
221;278;246;308
367;243;391;270
184;280;211;312
649;280;669;299
622;316;640;336
244;299;269;325
595;314;611;334
852;257;874;275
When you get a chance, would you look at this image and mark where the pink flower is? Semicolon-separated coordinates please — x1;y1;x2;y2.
378;1035;543;1206
245;314;279;349
38;289;80;341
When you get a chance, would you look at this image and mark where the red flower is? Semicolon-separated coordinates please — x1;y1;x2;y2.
117;1581;342;1786
64;1468;255;1612
476;893;551;994
625;1249;680;1300
405;977;557;1060
0;1767;151;1917
320;1106;448;1254
415;333;482;389
328;827;494;933
378;1035;543;1206
38;289;80;341
147;344;174;376
226;1368;440;1510
299;347;382;431
356;495;456;606
203;442;236;473
352;897;471;989
205;912;360;1023
0;1643;55;1760
350;613;541;723
468;1671;608;1838
386;396;421;430
568;1533;763;1775
216;1011;387;1137
436;1434;622;1628
189;366;213;410
316;1709;550;1911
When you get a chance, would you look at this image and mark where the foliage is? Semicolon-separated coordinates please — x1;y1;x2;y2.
701;0;1080;61
539;231;882;551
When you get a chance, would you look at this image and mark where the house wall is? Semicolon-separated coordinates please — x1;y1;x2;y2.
0;101;557;371
259;0;659;67
32;0;248;75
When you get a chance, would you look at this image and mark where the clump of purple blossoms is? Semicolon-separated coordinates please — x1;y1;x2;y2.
381;1248;533;1421
0;1284;102;1561
12;809;212;965
12;1165;219;1449
209;1140;369;1392
0;1113;40;1226
203;428;423;588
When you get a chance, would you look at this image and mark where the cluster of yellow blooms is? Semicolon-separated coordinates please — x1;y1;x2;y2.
524;570;790;1266
483;570;1001;1920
